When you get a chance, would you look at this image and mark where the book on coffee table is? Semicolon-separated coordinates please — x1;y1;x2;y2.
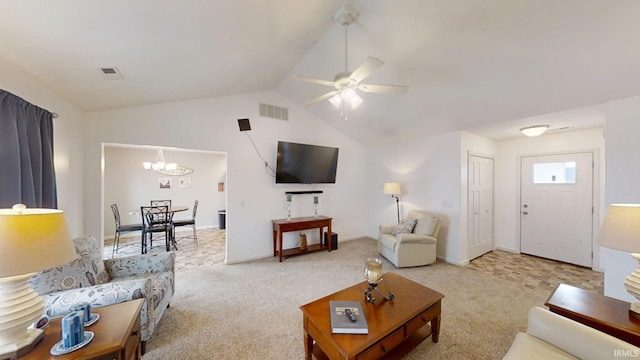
329;301;368;334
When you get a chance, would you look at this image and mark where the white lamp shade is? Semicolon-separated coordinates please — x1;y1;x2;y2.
351;94;363;109
383;182;401;195
0;207;76;278
329;94;342;108
598;204;640;253
341;88;356;102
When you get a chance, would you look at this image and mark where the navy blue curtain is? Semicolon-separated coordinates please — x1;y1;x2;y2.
0;90;57;208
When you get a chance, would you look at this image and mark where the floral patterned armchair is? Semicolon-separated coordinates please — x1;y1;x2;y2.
30;236;175;353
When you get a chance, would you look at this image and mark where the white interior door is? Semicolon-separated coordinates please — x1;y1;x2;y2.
520;152;593;267
468;155;494;260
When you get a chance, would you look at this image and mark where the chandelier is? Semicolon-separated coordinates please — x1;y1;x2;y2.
142;150;177;171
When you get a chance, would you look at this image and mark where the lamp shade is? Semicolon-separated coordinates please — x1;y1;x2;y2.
0;206;77;278
383;182;401;195
597;204;640;253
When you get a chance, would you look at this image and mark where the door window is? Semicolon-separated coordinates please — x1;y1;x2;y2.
533;162;576;184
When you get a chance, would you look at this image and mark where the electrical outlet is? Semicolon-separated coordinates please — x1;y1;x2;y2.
442;201;453;208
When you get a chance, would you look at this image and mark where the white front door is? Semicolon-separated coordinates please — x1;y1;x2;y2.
520;152;593;267
468;155;494;260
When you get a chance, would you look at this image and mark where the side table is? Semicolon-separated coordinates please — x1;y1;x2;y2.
20;298;144;360
545;283;640;346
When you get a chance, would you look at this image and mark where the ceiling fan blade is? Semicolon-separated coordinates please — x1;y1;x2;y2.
358;84;409;95
349;57;384;83
295;75;335;87
302;90;339;107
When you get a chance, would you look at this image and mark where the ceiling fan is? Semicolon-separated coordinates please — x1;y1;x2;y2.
296;4;409;111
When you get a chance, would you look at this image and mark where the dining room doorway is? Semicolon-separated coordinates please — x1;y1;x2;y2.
102;143;227;262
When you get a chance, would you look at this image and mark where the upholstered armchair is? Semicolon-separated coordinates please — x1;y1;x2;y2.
30;236;175;353
378;209;441;268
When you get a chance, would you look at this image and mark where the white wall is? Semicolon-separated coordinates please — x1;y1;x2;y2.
0;58;85;236
602;95;640;301
84;92;368;264
494;128;605;268
104;146;226;237
366;131;464;264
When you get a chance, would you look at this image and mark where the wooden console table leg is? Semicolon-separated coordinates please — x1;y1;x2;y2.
273;229;277;256
278;229;284;262
431;314;441;343
327;223;332;252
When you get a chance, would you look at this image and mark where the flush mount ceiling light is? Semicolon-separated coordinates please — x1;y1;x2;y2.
520;125;550;137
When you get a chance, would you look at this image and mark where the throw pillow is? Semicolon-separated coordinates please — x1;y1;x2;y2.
392;218;417;236
30;235;110;295
414;214;438;236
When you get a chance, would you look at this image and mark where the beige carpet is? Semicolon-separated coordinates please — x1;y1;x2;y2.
142;238;549;360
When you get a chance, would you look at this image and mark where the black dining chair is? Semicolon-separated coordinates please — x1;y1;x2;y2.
111;204;143;257
149;200;172;243
172;200;198;246
141;205;174;253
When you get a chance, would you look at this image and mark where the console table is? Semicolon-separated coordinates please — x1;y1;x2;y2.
545;283;640;346
272;216;332;262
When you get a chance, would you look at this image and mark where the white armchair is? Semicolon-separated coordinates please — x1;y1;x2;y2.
378;209;441;268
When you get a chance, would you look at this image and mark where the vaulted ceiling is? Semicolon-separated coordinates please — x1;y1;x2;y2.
1;0;636;145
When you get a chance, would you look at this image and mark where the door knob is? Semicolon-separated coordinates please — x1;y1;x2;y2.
522;211;528;215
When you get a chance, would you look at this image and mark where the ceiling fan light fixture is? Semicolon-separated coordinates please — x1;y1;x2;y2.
520;125;550;137
341;88;356;102
351;94;363;109
329;94;342;108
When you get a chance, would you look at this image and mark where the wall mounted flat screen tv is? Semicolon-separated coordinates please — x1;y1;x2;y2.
276;141;339;184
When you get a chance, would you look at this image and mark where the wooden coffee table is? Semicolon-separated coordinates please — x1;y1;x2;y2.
300;272;444;360
20;298;144;360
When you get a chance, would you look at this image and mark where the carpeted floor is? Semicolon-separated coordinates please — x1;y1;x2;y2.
104;231;605;359
104;229;604;294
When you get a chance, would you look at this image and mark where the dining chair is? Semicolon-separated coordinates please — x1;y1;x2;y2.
150;200;172;222
149;200;172;244
172;200;198;246
110;203;143;257
141;205;174;253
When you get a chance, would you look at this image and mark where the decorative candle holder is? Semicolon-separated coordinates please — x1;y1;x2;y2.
286;194;292;222
364;257;395;304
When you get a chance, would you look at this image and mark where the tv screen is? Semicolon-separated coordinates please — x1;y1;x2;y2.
276;141;339;184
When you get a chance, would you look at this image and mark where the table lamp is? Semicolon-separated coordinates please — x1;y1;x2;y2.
597;204;640;319
383;182;401;224
0;204;77;359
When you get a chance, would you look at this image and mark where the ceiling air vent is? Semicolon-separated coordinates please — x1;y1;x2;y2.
100;67;124;80
259;103;288;121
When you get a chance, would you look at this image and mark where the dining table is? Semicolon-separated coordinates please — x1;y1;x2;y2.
127;206;189;216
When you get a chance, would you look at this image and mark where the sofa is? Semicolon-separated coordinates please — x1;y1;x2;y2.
30;236;175;353
503;306;640;359
378;209;441;267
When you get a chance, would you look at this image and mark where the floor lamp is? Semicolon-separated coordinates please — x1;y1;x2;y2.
597;204;640;319
383;182;401;224
0;204;77;359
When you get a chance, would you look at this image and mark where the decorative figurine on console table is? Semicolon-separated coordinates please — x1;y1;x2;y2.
364;257;395;304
